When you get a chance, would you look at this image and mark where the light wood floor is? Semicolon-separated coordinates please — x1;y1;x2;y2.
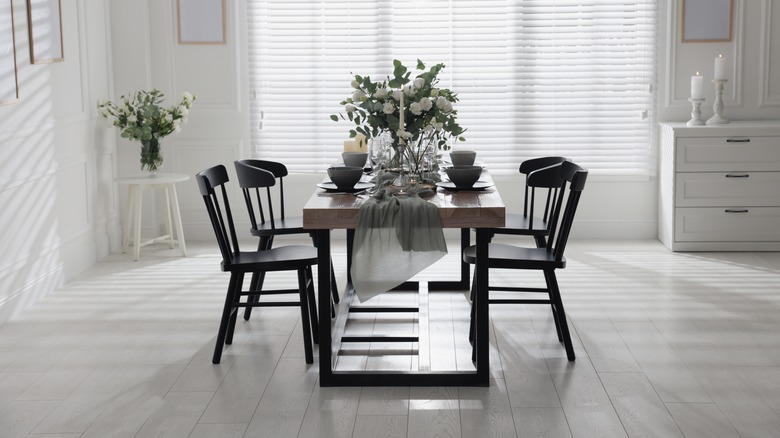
2;238;780;438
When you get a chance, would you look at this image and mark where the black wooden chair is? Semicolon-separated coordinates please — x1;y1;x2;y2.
234;159;340;323
486;156;570;247
464;160;588;361
196;165;319;364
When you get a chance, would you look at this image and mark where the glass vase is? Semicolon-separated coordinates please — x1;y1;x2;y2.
140;138;163;176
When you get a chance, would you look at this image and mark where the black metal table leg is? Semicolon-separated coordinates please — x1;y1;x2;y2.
316;229;334;386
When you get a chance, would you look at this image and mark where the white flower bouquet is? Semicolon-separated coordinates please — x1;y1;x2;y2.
99;89;196;173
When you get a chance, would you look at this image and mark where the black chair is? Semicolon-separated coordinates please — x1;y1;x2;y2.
464;160;588;361
196;165;319;364
486;156;570;247
234;159;340;324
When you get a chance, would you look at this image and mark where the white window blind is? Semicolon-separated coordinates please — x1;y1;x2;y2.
248;0;657;175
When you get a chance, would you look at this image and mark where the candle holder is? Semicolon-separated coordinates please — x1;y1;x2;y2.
687;98;705;126
706;79;730;125
393;143;409;187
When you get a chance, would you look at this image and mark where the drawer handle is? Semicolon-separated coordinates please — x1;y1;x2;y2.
725;209;749;213
725;173;750;178
726;138;751;143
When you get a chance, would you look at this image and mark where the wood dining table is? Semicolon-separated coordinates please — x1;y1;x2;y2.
303;176;505;386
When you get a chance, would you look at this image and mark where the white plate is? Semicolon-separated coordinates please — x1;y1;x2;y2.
317;181;374;193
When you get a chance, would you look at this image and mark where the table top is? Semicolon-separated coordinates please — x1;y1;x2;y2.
114;173;190;185
302;176;506;229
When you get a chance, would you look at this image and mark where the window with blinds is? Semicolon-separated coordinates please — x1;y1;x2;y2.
248;1;657;175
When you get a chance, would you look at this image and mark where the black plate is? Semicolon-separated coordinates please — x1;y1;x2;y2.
317;181;374;193
435;181;494;191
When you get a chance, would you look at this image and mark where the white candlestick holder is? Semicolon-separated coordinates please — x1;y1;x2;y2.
687;98;705;126
706;79;730;125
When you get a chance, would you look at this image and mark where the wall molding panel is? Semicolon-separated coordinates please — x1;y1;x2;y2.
759;0;780;107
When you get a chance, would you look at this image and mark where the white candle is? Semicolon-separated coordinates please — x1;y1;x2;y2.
691;71;704;100
714;54;727;80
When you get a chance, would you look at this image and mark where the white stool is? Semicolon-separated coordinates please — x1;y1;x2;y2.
115;173;189;261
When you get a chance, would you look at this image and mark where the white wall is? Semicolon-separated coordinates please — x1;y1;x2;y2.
0;1;116;324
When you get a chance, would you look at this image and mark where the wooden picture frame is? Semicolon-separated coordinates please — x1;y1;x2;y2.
176;0;226;45
682;0;733;42
1;0;19;105
27;0;63;63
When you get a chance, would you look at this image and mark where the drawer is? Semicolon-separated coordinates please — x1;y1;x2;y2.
675;172;780;207
675;207;780;242
676;136;780;172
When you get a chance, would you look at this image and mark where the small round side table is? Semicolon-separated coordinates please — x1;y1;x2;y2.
115;173;189;261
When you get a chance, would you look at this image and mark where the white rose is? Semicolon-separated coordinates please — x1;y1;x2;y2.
443;100;453;113
183;91;194;101
404;86;414;97
181;116;189;124
424;124;435;134
127;114;137;123
352;90;366;102
345;104;356;113
392;89;403;101
413;78;425;90
432;121;444;131
436;97;447;109
179;105;189;116
374;88;388;100
430;88;439;97
382;102;395;114
351;79;360;89
410;102;422;115
420;97;433;111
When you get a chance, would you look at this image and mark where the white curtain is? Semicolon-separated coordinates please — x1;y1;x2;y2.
248;0;657;175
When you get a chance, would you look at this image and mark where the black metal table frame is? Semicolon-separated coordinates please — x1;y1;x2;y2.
315;227;491;386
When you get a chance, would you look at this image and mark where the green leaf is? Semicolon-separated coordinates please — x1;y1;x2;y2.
330;115;338;122
417;59;425;70
349;130;357;138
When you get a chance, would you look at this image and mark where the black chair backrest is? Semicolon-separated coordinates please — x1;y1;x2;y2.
519;156;570;225
236;159;290;223
234;160;282;231
196;165;241;266
532;160;588;260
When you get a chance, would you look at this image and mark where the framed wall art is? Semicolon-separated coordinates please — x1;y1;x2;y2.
682;0;733;42
177;0;226;45
27;0;64;63
1;0;19;105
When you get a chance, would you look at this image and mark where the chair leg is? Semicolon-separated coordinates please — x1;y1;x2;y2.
225;273;244;345
544;269;575;361
297;269;314;364
305;266;319;344
244;236;273;320
550;303;564;342
213;273;240;364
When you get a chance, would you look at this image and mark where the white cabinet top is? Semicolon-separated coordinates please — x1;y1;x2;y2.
659;121;780;137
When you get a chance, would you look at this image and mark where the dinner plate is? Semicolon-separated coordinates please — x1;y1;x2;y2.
317;181;374;193
435;181;494;191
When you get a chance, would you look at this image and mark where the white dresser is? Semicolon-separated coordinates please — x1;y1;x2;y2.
659;121;780;251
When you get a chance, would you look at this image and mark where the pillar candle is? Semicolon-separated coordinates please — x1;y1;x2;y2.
691;71;704;99
714;54;727;80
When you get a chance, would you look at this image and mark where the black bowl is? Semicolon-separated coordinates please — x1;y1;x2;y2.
449;150;477;166
327;166;364;190
445;165;482;188
342;152;368;168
